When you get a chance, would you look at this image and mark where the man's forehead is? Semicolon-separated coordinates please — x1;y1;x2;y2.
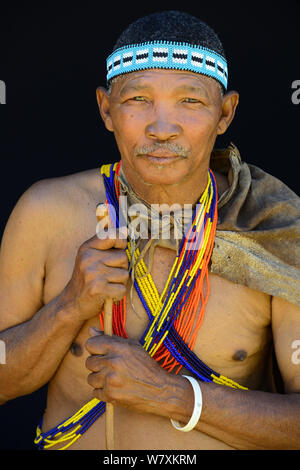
112;69;218;94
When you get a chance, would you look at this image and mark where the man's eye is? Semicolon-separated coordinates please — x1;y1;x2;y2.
182;98;201;103
130;96;146;102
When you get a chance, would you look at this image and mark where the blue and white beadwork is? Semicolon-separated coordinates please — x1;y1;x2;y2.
106;41;228;90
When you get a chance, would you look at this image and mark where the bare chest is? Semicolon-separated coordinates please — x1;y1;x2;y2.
124;245;272;388
44;232;272;390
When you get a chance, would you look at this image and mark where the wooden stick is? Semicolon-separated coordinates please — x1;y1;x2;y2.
103;298;114;450
96;203;115;450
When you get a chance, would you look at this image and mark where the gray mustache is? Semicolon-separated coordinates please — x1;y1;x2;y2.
135;142;190;158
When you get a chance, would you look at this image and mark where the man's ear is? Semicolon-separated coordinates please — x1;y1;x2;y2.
217;90;239;135
96;86;114;132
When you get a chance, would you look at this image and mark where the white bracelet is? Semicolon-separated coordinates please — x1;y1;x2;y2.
170;375;202;432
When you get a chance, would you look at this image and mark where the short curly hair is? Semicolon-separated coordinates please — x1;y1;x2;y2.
109;10;226;95
113;10;226;58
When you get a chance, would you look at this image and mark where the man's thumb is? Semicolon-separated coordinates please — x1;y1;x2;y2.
89;326;104;337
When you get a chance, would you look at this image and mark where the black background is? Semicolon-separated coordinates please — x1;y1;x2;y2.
0;2;299;450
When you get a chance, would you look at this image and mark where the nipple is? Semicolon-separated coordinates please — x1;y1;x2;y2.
232;350;247;361
70;342;83;357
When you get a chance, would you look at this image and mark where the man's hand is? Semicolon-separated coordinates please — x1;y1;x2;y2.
60;228;129;322
85;328;179;416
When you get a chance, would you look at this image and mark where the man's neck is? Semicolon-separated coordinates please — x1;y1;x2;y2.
121;164;210;208
120;163;229;208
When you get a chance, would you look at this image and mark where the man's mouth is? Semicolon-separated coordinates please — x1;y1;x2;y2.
134;143;190;163
146;149;180;158
142;153;182;165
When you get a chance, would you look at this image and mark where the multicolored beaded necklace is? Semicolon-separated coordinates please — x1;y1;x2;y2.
35;161;248;450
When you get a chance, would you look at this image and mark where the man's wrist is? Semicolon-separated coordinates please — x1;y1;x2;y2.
54;293;85;330
171;375;203;432
161;373;195;423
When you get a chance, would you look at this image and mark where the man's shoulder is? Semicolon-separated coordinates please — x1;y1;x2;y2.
37;166;103;192
27;168;104;208
12;168;105;231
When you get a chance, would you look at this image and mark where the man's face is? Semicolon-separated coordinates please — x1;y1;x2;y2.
99;69;234;186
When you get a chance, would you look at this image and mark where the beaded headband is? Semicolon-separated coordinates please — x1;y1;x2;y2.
106;40;228;90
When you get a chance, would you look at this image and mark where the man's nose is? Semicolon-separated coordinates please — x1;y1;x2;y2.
145;105;182;141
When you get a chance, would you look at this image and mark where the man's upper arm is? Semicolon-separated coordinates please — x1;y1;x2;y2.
272;296;300;393
0;181;56;331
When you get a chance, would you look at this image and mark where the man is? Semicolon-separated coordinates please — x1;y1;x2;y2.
0;10;300;450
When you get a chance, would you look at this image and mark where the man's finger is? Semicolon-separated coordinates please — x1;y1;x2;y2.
86;355;106;372
104;267;129;283
93;227;128;250
85;334;111;355
100;251;128;269
87;370;106;388
85;334;125;355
